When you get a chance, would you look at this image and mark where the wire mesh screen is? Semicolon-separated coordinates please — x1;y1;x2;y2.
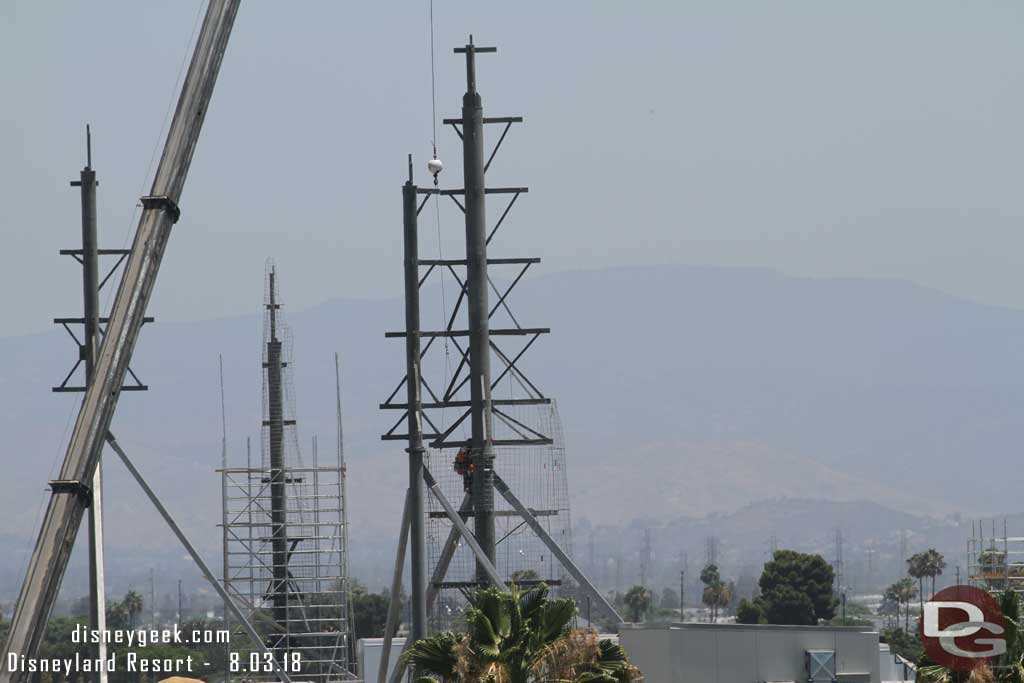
425;400;574;630
220;262;354;681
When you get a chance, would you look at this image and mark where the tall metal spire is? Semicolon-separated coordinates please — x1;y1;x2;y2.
457;36;500;582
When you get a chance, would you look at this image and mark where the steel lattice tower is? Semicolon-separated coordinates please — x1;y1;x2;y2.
378;39;620;680
220;262;354;681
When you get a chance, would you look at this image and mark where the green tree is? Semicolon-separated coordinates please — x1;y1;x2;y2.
106;599;129;630
509;569;542;587
907;551;929;614
403;585;641;683
755;550;836;625
735;598;763;624
350;580;393;638
879;587;900;630
888;578;917;632
922;549;946;598
880;627;923;664
123;590;144;629
622;586;651;623
699;564;730;622
659;587;679;614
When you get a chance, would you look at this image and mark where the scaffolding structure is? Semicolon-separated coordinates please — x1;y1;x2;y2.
967;519;1024;594
220;263;354;681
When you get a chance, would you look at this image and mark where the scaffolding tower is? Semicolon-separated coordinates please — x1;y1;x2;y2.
220;263;354;681
967;519;1024;594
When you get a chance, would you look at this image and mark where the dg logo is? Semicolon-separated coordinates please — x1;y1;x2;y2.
919;585;1007;672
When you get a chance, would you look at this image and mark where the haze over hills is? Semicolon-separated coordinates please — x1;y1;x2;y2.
2;264;1023;598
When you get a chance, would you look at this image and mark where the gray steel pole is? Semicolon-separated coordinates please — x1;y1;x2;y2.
266;269;290;647
378;491;411;683
77;127;109;683
492;473;623;623
0;3;240;676
105;435;291;683
459;37;497;584
402;155;428;646
387;475;507;683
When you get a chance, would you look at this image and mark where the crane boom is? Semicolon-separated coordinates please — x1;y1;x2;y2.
1;2;240;677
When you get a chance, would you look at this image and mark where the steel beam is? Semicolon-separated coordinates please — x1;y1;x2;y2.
423;466;507;590
385;493;482;683
402;156;429;649
106;435;291;682
377;490;411;683
492;474;623;623
0;3;240;675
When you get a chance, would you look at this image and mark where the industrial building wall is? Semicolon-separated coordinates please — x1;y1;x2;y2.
619;622;881;683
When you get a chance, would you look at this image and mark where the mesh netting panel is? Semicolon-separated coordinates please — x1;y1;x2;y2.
425;401;574;630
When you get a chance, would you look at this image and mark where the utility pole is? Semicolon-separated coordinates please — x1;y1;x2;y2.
834;528;845;597
150;568;155;627
401;155;428;644
458;37;499;583
177;579;183;624
641;528;652;588
679;569;685;618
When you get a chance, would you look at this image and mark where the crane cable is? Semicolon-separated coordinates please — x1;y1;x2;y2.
428;0;457;440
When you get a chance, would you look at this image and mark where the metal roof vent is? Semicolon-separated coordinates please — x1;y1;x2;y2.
805;649;836;682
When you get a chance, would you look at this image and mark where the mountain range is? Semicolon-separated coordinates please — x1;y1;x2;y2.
2;264;1022;600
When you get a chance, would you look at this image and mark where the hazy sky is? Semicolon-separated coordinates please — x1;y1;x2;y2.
2;1;1023;337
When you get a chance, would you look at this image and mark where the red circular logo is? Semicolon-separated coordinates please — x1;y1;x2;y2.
919;585;1006;672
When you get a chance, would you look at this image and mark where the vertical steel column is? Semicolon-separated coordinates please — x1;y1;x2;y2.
459;37;498;583
77;127;108;683
266;270;289;650
402;156;428;643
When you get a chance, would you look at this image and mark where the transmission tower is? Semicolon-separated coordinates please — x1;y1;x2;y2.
641;529;653;588
834;528;845;595
705;536;719;567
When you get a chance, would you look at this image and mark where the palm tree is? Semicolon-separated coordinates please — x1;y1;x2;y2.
123;590;144;629
404;585;640;683
921;549;946;597
622;586;651;623
907;552;929;615
893;578;917;632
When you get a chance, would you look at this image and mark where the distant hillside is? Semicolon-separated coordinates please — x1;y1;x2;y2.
2;264;1024;597
581;496;984;599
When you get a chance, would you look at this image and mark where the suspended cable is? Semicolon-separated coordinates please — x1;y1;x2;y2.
427;0;455;439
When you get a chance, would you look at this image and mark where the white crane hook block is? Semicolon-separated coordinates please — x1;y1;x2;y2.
427;157;443;178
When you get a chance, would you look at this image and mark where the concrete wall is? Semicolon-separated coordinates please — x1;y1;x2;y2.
619;622;881;683
357;637;406;683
